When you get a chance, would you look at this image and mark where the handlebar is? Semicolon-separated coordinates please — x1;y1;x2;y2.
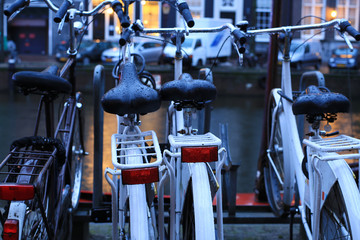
339;20;360;41
54;0;73;23
246;19;360;42
177;1;194;28
4;0;29;17
112;1;130;28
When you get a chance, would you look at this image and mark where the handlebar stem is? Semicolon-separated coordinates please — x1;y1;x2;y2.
282;29;292;61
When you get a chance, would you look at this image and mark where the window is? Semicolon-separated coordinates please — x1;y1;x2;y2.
195;39;202;48
301;0;326;39
187;0;203;19
255;0;271;42
142;2;159;28
336;0;359;39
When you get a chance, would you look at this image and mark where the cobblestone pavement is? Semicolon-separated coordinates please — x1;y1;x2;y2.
89;222;306;240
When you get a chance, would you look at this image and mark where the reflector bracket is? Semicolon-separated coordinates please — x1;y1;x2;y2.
0;184;35;201
181;146;218;163
122;167;159;185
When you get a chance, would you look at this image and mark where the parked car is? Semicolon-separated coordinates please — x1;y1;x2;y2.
56;40;117;64
278;39;322;69
101;39;163;64
328;45;360;69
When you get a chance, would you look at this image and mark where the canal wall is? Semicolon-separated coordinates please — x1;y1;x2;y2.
1;63;360;99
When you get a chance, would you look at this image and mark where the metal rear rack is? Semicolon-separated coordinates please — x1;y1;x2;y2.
168;132;222;148
111;130;162;169
0;147;56;185
303;135;360;153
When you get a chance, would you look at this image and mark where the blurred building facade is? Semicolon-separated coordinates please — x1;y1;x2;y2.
1;0;359;57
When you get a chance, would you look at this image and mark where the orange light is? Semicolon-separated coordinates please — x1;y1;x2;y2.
330;10;337;19
122;167;159;185
0;184;35;201
181;146;218;163
3;219;19;240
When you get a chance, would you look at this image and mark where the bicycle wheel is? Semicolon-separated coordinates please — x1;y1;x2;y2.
70;100;85;210
182;163;215;240
263;92;288;217
22;197;49;239
127;150;153;239
319;182;352;239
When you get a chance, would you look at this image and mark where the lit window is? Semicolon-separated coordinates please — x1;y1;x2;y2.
301;0;326;39
142;2;159;28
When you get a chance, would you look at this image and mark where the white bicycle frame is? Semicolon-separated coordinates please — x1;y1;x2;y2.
260;20;360;239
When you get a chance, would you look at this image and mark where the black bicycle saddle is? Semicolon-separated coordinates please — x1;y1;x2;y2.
12;65;72;94
160;73;217;103
101;62;161;115
292;85;350;115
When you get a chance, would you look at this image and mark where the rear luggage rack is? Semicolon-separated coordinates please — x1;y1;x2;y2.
0;147;57;185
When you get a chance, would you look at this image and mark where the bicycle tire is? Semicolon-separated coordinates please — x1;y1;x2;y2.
127;149;153;240
182;163;215;240
319;182;352;239
70;104;85;210
22;197;49;239
263;91;289;217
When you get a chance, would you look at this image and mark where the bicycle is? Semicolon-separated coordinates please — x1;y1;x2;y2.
242;19;360;239
0;0;100;238
98;1;167;239
138;18;246;240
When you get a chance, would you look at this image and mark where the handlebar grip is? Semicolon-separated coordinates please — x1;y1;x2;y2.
340;21;360;41
119;29;132;46
54;0;72;23
112;1;130;28
232;29;247;45
178;2;194;28
4;0;29;17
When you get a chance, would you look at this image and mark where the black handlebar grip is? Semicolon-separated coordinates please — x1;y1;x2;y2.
112;1;130;28
339;21;360;41
54;0;72;23
178;2;194;28
4;0;28;17
119;29;132;46
232;29;247;45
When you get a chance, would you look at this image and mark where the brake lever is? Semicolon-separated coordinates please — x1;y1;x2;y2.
8;10;21;22
233;42;243;66
57;14;67;34
336;27;354;51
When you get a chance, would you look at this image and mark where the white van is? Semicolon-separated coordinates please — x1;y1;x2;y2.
162;18;232;67
278;39;322;69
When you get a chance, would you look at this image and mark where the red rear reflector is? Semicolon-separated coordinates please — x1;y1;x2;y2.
3;219;19;240
181;146;218;163
122;167;159;185
0;184;35;201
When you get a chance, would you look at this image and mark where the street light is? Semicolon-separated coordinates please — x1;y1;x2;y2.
330;10;337;20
